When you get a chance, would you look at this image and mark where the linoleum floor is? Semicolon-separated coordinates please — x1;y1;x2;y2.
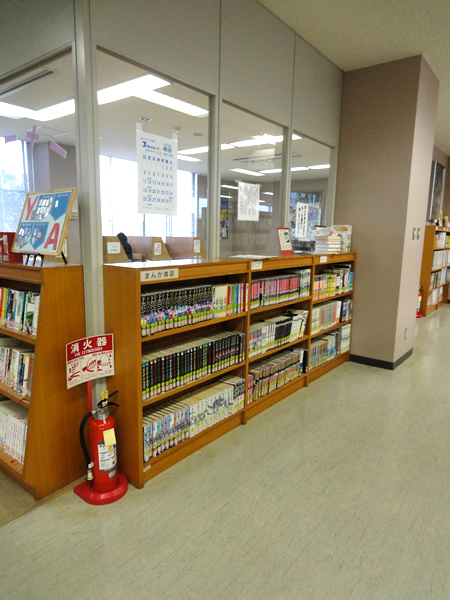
1;306;450;599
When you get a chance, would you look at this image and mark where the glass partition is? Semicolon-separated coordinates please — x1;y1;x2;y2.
289;134;331;253
219;103;285;258
0;51;79;260
97;51;210;255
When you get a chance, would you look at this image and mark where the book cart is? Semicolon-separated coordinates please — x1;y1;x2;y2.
103;253;356;490
419;225;450;316
0;263;86;499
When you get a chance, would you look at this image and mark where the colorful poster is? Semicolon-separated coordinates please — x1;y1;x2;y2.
137;130;177;215
12;188;77;256
237;182;260;222
66;334;115;389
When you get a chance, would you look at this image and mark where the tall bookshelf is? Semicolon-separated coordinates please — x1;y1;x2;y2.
0;263;86;499
419;225;450;316
103;253;355;490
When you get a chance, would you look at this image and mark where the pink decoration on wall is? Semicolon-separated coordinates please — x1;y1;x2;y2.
49;140;67;159
26;125;39;151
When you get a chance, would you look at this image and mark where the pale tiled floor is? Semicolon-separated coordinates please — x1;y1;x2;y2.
1;306;450;600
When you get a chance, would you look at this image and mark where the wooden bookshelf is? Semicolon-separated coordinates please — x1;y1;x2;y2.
103;253;356;490
0;263;86;499
419;225;450;316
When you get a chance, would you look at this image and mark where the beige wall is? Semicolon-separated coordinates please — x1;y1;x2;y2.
335;56;439;367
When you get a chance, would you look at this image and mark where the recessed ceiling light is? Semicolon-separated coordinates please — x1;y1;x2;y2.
259;168;282;174
230;168;264;177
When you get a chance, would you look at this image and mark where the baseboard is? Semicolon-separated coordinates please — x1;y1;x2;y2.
350;348;413;371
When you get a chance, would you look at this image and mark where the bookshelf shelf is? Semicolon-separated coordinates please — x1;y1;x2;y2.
142;360;246;408
311;319;352;339
419;225;450;316
0;263;86;499
141;311;247;343
103;253;355;490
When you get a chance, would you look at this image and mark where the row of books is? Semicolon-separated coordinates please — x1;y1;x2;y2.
143;376;245;461
427;287;444;306
0;287;40;336
248;310;309;358
0;397;28;464
0;339;34;399
311;299;352;335
433;231;449;249
432;249;450;269
309;324;351;370
429;267;447;290
140;283;247;336
248;348;306;404
141;331;245;401
313;264;353;301
250;269;311;310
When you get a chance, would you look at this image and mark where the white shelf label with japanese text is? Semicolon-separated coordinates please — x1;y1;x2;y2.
140;268;179;282
66;334;114;389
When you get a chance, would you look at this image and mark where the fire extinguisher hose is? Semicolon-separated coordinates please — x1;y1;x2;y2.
79;412;92;468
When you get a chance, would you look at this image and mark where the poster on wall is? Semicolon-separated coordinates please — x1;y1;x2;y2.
290;191;323;240
295;203;308;238
137;130;177;215
237;182;260;222
12;187;77;256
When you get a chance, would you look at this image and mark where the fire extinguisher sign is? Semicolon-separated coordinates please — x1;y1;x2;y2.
66;334;115;389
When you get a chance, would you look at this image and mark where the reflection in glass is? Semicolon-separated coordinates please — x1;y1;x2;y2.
97;51;210;252
219;103;285;257
0;51;79;259
289;134;331;253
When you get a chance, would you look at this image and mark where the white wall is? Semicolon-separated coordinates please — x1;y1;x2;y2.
91;0;221;95
0;0;74;76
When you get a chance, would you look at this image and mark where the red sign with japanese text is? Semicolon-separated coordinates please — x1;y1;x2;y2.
66;334;114;389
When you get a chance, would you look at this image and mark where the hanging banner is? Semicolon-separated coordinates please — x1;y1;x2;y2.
237;182;260;222
137;130;177;215
295;202;308;239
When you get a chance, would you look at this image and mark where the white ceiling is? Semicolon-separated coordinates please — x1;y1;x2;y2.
256;0;450;156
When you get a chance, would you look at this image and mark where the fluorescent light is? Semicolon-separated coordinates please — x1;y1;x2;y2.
291;166;309;172
259;168;282;174
178;146;209;155
97;74;170;105
230;168;264;177
221;185;239;190
221;195;233;199
258;200;266;203
0;72;208;121
179;143;233;156
0;101;35;119
36;99;75;121
262;191;273;195
177;154;201;162
309;164;330;169
230;133;301;147
135;90;208;116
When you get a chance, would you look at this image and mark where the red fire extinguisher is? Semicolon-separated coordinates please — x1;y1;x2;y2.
416;287;423;319
74;390;128;505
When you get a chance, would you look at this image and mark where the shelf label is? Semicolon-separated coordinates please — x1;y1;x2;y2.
107;242;121;254
141;268;179;282
66;334;115;389
319;256;328;263
251;261;263;270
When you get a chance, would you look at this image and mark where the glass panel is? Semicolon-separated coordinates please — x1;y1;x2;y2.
218;103;284;257
0;51;79;260
97;51;210;256
289;134;331;253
